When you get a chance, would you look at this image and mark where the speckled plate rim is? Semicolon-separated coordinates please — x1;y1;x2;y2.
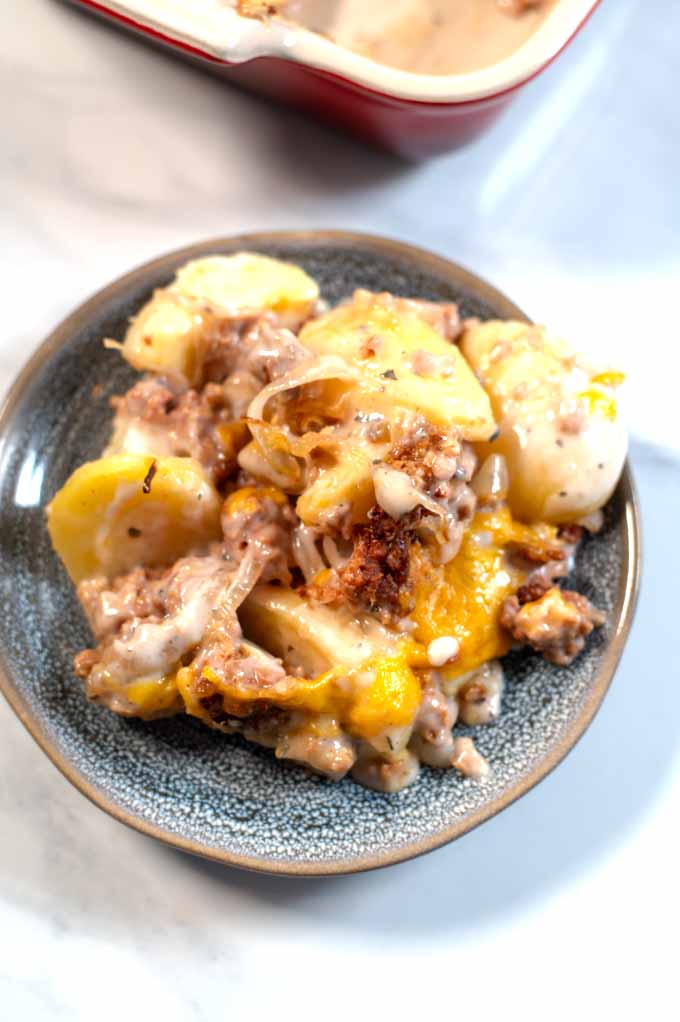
0;231;642;876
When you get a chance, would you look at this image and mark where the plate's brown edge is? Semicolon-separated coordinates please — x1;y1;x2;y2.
0;230;642;878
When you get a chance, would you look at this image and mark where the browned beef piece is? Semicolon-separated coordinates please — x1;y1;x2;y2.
109;316;307;484
201;314;307;389
515;524;585;603
74;555;232;686
77;566;166;643
500;587;605;666
387;423;463;490
73;648;101;679
75;567;168;682
386;427;477;539
516;568;566;605
409;675;458;768
305;506;415;617
110;377;244;485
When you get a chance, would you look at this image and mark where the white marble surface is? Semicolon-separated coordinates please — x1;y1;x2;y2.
1;0;678;1017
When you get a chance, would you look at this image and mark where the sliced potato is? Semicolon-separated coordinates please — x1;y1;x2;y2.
239;585;401;676
171;253;319;329
296;445;376;528
120;253;319;383
47;455;222;583
461;320;627;522
298;294;495;440
121;290;215;386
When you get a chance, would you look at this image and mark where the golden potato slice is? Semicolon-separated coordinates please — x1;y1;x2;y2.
47;455;222;583
120;253;319;383
298;294;495;440
295;445;376;528
121;290;214;386
171;253;319;329
239;585;401;676
461;320;627;522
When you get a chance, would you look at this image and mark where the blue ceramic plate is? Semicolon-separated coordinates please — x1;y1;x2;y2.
0;232;640;875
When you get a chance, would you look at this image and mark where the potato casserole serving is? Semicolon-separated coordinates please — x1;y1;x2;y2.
46;253;627;792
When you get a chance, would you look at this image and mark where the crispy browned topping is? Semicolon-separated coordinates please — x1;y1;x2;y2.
306;506;417;616
387;424;461;491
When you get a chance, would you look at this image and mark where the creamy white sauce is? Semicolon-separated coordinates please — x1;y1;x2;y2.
373;465;421;518
105;419;175;459
451;737;491;779
366;724;414;761
373;464;444;520
94;482;140;571
109;559;229;683
427;636;460;667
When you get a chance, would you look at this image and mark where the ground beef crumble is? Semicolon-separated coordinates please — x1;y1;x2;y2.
77;566;166;643
108;315;307;485
304;505;417;617
110;377;243;485
500;586;605;666
387;424;463;490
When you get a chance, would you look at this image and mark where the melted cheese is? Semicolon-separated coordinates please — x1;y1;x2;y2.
108;561;229;683
125;675;183;717
410;508;558;680
195;649;422;741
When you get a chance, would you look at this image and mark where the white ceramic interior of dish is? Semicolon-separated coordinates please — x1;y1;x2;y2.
83;0;600;101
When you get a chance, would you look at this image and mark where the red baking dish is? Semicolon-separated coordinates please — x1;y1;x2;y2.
62;0;601;158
